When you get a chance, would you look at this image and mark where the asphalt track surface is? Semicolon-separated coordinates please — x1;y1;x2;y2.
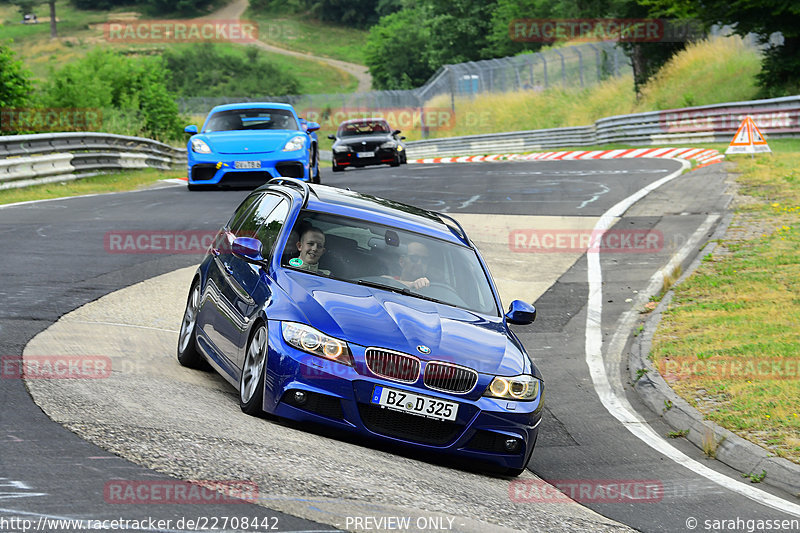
1;160;798;532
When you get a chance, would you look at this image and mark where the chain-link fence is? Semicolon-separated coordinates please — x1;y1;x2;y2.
178;41;630;134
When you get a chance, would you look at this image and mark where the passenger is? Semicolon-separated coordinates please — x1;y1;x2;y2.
387;241;430;290
293;226;330;275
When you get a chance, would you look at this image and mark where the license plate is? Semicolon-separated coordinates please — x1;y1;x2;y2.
357;151;374;158
234;160;261;169
371;385;458;421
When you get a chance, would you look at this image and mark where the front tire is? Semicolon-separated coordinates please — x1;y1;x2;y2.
239;322;268;416
177;280;207;369
310;147;321;184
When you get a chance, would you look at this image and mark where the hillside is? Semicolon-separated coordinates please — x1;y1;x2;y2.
0;0;362;95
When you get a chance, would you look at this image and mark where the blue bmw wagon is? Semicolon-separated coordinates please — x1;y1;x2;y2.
177;178;543;475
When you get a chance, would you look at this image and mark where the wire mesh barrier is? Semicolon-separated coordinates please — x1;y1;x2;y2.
177;41;630;133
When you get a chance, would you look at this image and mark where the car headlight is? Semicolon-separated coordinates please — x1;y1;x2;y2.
380;141;396;149
282;135;306;152
281;322;353;366
484;374;540;401
332;145;351;153
191;138;211;154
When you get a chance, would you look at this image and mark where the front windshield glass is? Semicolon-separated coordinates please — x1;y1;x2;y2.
337;120;391;137
280;211;499;316
204;108;298;132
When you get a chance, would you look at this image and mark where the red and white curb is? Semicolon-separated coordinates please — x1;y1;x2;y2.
411;147;724;169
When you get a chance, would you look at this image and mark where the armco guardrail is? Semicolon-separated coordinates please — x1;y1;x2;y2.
405;95;800;159
0;132;186;190
5;96;799;188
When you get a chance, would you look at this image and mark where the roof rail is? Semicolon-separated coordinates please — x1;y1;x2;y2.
437;212;469;244
267;177;313;208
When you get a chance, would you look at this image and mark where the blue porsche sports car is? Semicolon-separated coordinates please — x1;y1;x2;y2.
184;103;321;190
177;178;543;475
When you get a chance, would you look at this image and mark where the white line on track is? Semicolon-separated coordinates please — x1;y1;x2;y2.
584;160;800;517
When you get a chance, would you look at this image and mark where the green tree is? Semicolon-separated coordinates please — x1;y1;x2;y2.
162;44;301;97
39;48;182;140
0;42;33;109
423;0;498;67
641;0;800;96
365;7;433;89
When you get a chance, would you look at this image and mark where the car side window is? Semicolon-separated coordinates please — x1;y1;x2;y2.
227;193;264;231
254;200;289;257
233;194;282;241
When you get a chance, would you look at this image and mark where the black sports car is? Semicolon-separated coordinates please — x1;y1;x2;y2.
328;118;407;172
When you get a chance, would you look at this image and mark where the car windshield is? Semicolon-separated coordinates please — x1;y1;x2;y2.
337;120;391;137
203;108;298;132
280;211;499;316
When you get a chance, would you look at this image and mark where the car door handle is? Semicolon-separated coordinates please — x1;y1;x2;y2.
211;248;220;257
223;262;233;275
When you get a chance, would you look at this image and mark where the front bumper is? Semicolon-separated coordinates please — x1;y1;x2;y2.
332;148;399;168
261;321;543;471
187;152;310;185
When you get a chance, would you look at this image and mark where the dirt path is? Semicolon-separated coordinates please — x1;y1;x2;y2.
204;0;371;92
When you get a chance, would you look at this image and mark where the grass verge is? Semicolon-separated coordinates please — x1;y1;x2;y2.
0;168;183;206
650;141;800;464
244;9;367;65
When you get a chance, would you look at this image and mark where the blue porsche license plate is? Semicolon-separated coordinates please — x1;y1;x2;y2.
371;385;458;421
234;161;261;169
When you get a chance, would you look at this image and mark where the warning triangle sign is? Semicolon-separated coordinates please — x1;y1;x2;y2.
726;116;771;154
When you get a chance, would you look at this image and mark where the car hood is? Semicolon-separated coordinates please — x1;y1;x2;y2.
200;130;300;155
335;134;393;146
274;272;529;376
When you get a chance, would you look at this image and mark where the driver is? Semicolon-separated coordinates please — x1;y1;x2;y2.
389;241;430;290
294;226;330;275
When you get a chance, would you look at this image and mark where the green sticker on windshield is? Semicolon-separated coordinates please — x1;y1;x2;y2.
289;257;303;267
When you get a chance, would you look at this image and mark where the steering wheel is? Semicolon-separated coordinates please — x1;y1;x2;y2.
419;282;467;307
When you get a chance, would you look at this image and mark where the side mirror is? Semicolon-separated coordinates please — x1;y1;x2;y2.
184;125;198;134
232;237;265;264
393;129;401;135
327;134;336;140
505;300;536;325
306;121;321;133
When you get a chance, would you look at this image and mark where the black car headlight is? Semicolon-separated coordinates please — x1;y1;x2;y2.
380;141;397;149
332;145;351;153
484;374;541;401
281;322;353;366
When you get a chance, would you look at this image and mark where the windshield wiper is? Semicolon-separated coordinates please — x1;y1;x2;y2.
355;279;449;306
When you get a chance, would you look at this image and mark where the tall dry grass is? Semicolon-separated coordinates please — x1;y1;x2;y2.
409;36;762;141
